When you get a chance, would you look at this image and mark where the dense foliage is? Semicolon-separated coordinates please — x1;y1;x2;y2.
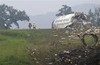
0;4;30;29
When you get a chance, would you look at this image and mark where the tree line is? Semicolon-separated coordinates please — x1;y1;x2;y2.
88;8;100;26
0;4;100;29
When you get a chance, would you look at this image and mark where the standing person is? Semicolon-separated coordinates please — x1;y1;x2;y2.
33;23;36;29
28;23;32;29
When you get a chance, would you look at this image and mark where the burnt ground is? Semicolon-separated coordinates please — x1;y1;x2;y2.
56;46;100;65
56;33;100;65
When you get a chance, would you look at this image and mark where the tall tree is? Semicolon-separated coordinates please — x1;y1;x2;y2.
88;7;100;26
56;5;73;16
87;9;95;25
0;4;30;29
95;7;100;26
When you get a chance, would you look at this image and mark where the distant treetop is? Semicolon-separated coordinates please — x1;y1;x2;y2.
56;5;73;16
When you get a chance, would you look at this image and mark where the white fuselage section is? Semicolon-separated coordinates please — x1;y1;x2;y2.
52;13;75;29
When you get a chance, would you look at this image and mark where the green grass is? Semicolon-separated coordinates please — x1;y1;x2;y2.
0;29;99;65
0;30;33;65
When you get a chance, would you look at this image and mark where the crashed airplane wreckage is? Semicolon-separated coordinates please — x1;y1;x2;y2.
52;12;92;29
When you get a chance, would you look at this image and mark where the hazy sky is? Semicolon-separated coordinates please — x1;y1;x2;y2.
0;0;99;16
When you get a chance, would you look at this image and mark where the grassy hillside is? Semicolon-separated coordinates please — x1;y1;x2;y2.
0;29;99;65
0;30;33;65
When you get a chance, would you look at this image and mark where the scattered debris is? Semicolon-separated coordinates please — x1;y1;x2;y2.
27;30;100;65
56;46;100;65
53;34;58;37
55;33;99;65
